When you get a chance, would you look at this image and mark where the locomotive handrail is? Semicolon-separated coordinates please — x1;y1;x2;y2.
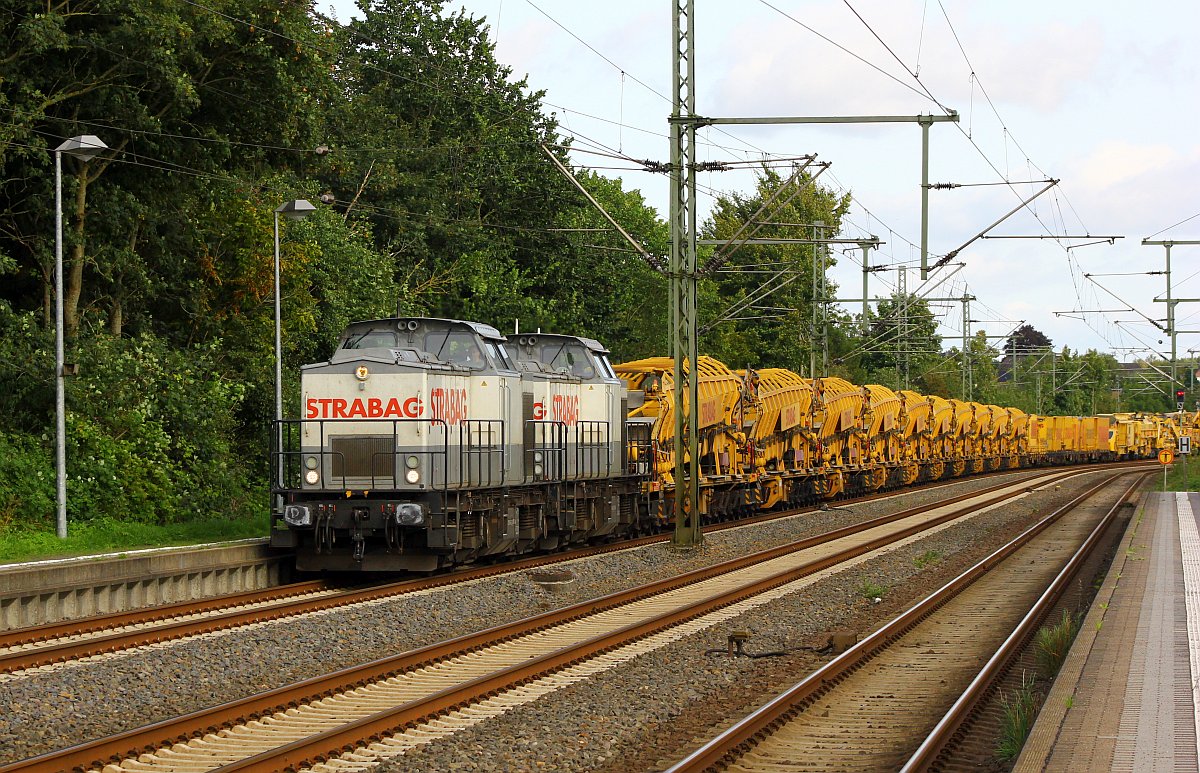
524;419;568;483
574;420;611;480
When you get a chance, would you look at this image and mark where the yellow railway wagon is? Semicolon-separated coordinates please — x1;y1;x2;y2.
616;351;1147;525
1108;415;1140;458
1080;417;1109;456
617;356;749;519
950;400;983;473
812;377;871;498
1049;415;1080;452
981;404;1007;470
864;384;909;488
739;368;815;508
899;390;944;481
1151;415;1178;454
1006;408;1028;465
1027;414;1046;457
930;395;962;476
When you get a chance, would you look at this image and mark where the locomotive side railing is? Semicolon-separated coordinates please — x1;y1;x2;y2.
624;420;653;477
459;419;505;488
574;420;611;479
525;420;567;483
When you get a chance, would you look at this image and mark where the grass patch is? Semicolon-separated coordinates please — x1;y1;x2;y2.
1164;457;1200;491
1034;610;1079;679
0;514;269;564
857;580;888;601
996;672;1040;761
913;549;943;569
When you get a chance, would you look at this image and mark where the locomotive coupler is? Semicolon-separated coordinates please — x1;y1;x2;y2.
350;506;370;562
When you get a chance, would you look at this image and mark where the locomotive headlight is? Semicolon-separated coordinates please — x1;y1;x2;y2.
304;470;320;485
355;365;370;381
533;451;544;463
405;455;420;469
405;469;421;484
534;463;544;477
304;456;319;470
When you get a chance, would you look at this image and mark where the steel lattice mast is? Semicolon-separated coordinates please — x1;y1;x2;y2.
670;0;701;547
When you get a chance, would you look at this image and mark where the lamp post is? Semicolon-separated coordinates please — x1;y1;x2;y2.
272;199;315;457
54;134;107;539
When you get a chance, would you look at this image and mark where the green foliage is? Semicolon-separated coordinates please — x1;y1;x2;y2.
700;166;851;374
0;0;1157;550
850;293;944;392
0;430;55;529
996;672;1041;761
1165;457;1200;492
1034;610;1079;679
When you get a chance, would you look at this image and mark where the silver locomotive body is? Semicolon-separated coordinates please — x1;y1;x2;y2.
271;318;645;572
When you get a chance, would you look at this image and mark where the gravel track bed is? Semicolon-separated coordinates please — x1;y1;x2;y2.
380;469;1122;773
0;467;1100;765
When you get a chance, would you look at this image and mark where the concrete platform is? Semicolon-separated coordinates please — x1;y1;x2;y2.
1015;491;1200;772
0;538;288;630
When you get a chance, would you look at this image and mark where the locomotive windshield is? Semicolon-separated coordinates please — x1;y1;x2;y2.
341;330;398;349
540;342;597;378
425;329;487;369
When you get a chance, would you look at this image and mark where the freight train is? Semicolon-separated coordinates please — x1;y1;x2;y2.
270;317;1182;572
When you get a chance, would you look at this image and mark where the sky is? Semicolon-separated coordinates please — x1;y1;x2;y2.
330;0;1200;364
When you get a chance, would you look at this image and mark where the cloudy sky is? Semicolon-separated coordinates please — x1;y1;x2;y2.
334;0;1200;362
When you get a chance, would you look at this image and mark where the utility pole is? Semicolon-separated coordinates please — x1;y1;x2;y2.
669;0;701;547
667;4;957;545
898;266;909;390
810;221;823;378
859;238;878;328
1144;239;1200;405
962;295;971;399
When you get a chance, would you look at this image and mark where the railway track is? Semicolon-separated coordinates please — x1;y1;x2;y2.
2;466;1112;773
664;469;1147;773
0;465;1085;676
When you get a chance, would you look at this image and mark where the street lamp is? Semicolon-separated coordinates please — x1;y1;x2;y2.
272;199;315;442
54;134;107;539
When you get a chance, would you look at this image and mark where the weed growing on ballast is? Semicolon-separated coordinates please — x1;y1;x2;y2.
856;580;887;601
912;549;942;569
1034;610;1079;679
996;672;1040;761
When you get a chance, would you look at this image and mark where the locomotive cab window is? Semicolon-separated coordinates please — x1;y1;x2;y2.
541;342;596;378
487;341;515;371
594;353;616;379
341;330;398;349
425;330;487;369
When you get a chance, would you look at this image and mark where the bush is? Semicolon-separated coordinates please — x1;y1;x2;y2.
0;313;265;531
0;430;54;529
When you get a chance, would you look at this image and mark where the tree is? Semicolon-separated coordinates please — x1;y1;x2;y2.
854;292;942;391
318;0;570;326
699;166;850;374
0;0;333;338
1004;323;1052;357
